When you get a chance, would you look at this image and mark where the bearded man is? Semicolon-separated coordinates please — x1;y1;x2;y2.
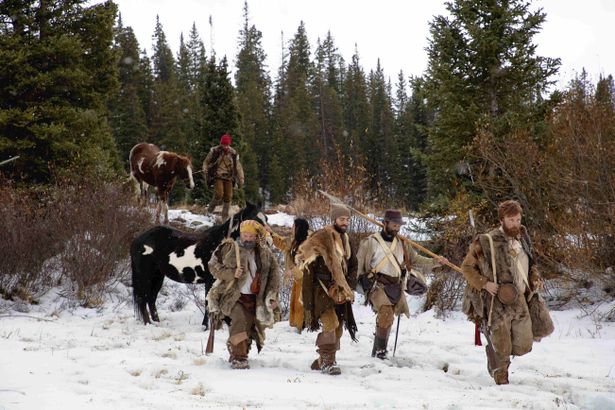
207;220;279;369
295;204;358;375
461;200;553;385
356;209;447;359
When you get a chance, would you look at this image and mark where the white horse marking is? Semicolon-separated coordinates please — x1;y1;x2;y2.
155;152;167;168
168;245;203;282
142;245;154;255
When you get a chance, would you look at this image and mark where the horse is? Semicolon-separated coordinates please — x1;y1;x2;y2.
129;202;268;329
128;142;195;224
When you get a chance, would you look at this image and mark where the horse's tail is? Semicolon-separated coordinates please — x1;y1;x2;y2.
130;238;148;323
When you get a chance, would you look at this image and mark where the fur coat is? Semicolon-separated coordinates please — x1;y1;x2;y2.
461;226;554;339
296;226;358;340
207;239;279;347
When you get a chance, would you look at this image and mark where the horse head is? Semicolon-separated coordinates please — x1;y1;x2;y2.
224;201;268;240
175;155;195;190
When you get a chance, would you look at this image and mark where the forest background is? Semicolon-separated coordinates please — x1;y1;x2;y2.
1;0;613;310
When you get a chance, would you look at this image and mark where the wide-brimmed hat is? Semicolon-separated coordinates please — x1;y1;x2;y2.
383;209;406;225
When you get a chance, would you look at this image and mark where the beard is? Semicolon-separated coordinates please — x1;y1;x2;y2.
334;223;348;234
502;224;521;238
239;240;256;249
385;227;399;236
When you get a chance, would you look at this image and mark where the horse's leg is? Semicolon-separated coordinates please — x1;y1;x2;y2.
147;271;165;322
129;173;141;202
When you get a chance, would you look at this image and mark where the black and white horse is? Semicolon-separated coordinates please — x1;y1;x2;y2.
130;202;268;328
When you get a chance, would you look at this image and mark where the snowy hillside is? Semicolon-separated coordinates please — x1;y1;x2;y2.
1;210;614;410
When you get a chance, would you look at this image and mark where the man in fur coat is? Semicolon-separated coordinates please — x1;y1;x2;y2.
461;200;553;385
202;133;245;219
356;209;447;359
207;220;279;369
296;204;358;375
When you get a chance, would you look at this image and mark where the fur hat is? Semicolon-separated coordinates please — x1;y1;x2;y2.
220;134;232;145
240;219;263;235
330;204;350;222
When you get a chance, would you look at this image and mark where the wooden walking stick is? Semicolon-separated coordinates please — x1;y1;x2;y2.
205;315;216;354
317;190;464;274
392;314;401;357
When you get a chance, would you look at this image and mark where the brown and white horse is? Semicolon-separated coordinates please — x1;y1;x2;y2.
129;143;195;224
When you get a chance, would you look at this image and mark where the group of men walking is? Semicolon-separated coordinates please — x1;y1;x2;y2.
204;192;552;385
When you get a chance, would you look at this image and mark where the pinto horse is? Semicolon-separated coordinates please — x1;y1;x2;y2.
130;202;268;329
129;142;195;224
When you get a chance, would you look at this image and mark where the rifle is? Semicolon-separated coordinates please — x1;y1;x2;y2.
0;156;19;167
205;314;216;354
317;190;463;275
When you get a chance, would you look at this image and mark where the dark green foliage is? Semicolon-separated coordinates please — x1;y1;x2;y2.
0;0;121;183
110;20;148;167
235;1;271;201
423;0;560;206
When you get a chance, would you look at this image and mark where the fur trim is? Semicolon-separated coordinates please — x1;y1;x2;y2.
296;226;353;301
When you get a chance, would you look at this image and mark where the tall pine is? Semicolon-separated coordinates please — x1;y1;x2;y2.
423;0;560;206
235;1;271;202
0;0;121;183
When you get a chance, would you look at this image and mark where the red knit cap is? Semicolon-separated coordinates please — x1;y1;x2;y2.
220;134;232;145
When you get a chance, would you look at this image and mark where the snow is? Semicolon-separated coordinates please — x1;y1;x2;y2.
265;212;296;229
1;210;614;409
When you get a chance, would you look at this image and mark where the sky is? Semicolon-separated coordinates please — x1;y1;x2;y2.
107;0;615;87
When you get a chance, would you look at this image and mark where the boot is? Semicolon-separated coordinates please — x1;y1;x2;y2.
372;326;390;360
207;199;219;214
228;339;249;370
221;201;231;220
493;366;509;385
311;331;341;375
311;344;341;375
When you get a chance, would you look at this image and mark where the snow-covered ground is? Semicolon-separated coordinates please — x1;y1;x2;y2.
1;210;614;410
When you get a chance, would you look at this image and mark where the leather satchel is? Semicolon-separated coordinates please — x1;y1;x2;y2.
405;273;428;296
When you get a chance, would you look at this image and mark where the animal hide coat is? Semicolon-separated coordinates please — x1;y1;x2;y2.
207;239;280;348
461;226;554;340
296;226;358;341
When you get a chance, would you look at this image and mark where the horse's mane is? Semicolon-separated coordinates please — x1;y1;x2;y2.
197;202;263;245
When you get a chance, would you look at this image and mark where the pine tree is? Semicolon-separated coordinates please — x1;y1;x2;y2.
366;60;396;199
235;1;272;200
341;47;370;166
111;18;148;166
423;0;560;205
149;16;185;152
313;32;344;161
0;0;121;183
272;21;318;191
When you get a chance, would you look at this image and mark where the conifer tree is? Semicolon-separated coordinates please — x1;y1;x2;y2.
366;60;396;198
272;21;318;188
313;32;344;161
423;0;560;205
111;18;148;165
235;1;272;199
341;48;370;166
149;16;185;152
0;0;121;183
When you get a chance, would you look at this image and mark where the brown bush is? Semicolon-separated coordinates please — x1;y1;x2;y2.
0;175;152;306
